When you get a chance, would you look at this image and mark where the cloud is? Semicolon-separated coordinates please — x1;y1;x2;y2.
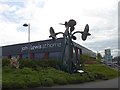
0;0;119;57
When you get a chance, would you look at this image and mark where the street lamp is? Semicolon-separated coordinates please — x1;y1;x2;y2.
23;23;30;59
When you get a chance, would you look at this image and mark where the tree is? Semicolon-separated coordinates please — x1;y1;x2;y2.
97;53;102;59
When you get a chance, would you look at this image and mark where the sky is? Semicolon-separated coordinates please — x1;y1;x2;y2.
0;0;119;57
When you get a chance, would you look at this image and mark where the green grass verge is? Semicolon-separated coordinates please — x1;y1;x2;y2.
2;59;120;89
84;64;119;79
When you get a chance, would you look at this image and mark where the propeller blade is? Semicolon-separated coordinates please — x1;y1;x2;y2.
68;19;76;27
49;27;57;39
81;24;91;41
59;21;68;28
84;24;89;33
72;35;77;40
50;27;55;34
81;33;87;41
70;27;75;32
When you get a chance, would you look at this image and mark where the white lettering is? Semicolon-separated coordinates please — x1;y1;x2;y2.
21;42;62;51
21;46;28;52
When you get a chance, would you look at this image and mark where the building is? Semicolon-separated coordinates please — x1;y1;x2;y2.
1;38;96;60
104;49;113;65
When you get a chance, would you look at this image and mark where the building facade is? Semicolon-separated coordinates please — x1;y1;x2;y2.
104;49;113;65
1;38;96;60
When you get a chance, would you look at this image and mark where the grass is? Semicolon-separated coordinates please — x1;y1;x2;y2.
84;64;119;79
2;58;120;89
0;74;1;89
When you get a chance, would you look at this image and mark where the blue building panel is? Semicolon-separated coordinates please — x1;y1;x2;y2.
2;38;65;56
2;38;96;60
49;52;62;60
34;53;44;59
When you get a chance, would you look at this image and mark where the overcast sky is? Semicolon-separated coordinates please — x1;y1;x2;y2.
0;0;119;57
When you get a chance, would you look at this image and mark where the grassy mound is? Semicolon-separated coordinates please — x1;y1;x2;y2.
2;58;120;89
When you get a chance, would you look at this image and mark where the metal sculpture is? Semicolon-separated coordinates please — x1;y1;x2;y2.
49;19;91;73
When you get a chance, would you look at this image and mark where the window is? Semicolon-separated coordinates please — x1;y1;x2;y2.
18;54;22;59
34;53;44;59
44;52;49;59
22;54;28;59
30;53;34;59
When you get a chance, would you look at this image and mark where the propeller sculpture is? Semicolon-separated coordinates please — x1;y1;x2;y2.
72;24;91;41
82;24;91;40
49;19;91;73
59;21;68;28
49;27;56;40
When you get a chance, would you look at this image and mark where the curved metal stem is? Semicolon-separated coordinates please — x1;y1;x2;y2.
56;32;67;37
72;31;83;36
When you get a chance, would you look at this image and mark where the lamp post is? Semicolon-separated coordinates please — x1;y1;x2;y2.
23;23;30;59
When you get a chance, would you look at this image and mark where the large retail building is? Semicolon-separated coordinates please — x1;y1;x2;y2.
0;38;96;60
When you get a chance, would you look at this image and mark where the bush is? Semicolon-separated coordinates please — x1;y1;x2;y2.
65;73;90;84
37;67;68;85
66;75;77;84
19;59;61;70
2;58;10;67
52;76;68;85
2;79;13;89
19;59;37;69
81;54;97;64
96;73;108;80
85;72;96;81
2;66;12;73
19;67;36;74
40;77;54;87
84;64;119;80
10;80;26;89
2;58;120;89
2;74;27;89
25;75;41;87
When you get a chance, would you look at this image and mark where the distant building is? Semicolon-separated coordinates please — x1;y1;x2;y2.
1;38;96;61
104;49;113;65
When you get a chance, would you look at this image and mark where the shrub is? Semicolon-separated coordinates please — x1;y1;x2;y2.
66;75;79;84
9;80;26;89
19;59;61;70
25;75;41;87
37;67;68;85
40;77;54;87
19;67;35;74
19;59;37;69
52;76;68;85
2;74;27;89
2;79;12;89
85;72;96;81
69;74;86;83
81;54;97;64
2;58;10;67
2;66;12;73
2;60;120;89
96;72;108;80
84;64;118;80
